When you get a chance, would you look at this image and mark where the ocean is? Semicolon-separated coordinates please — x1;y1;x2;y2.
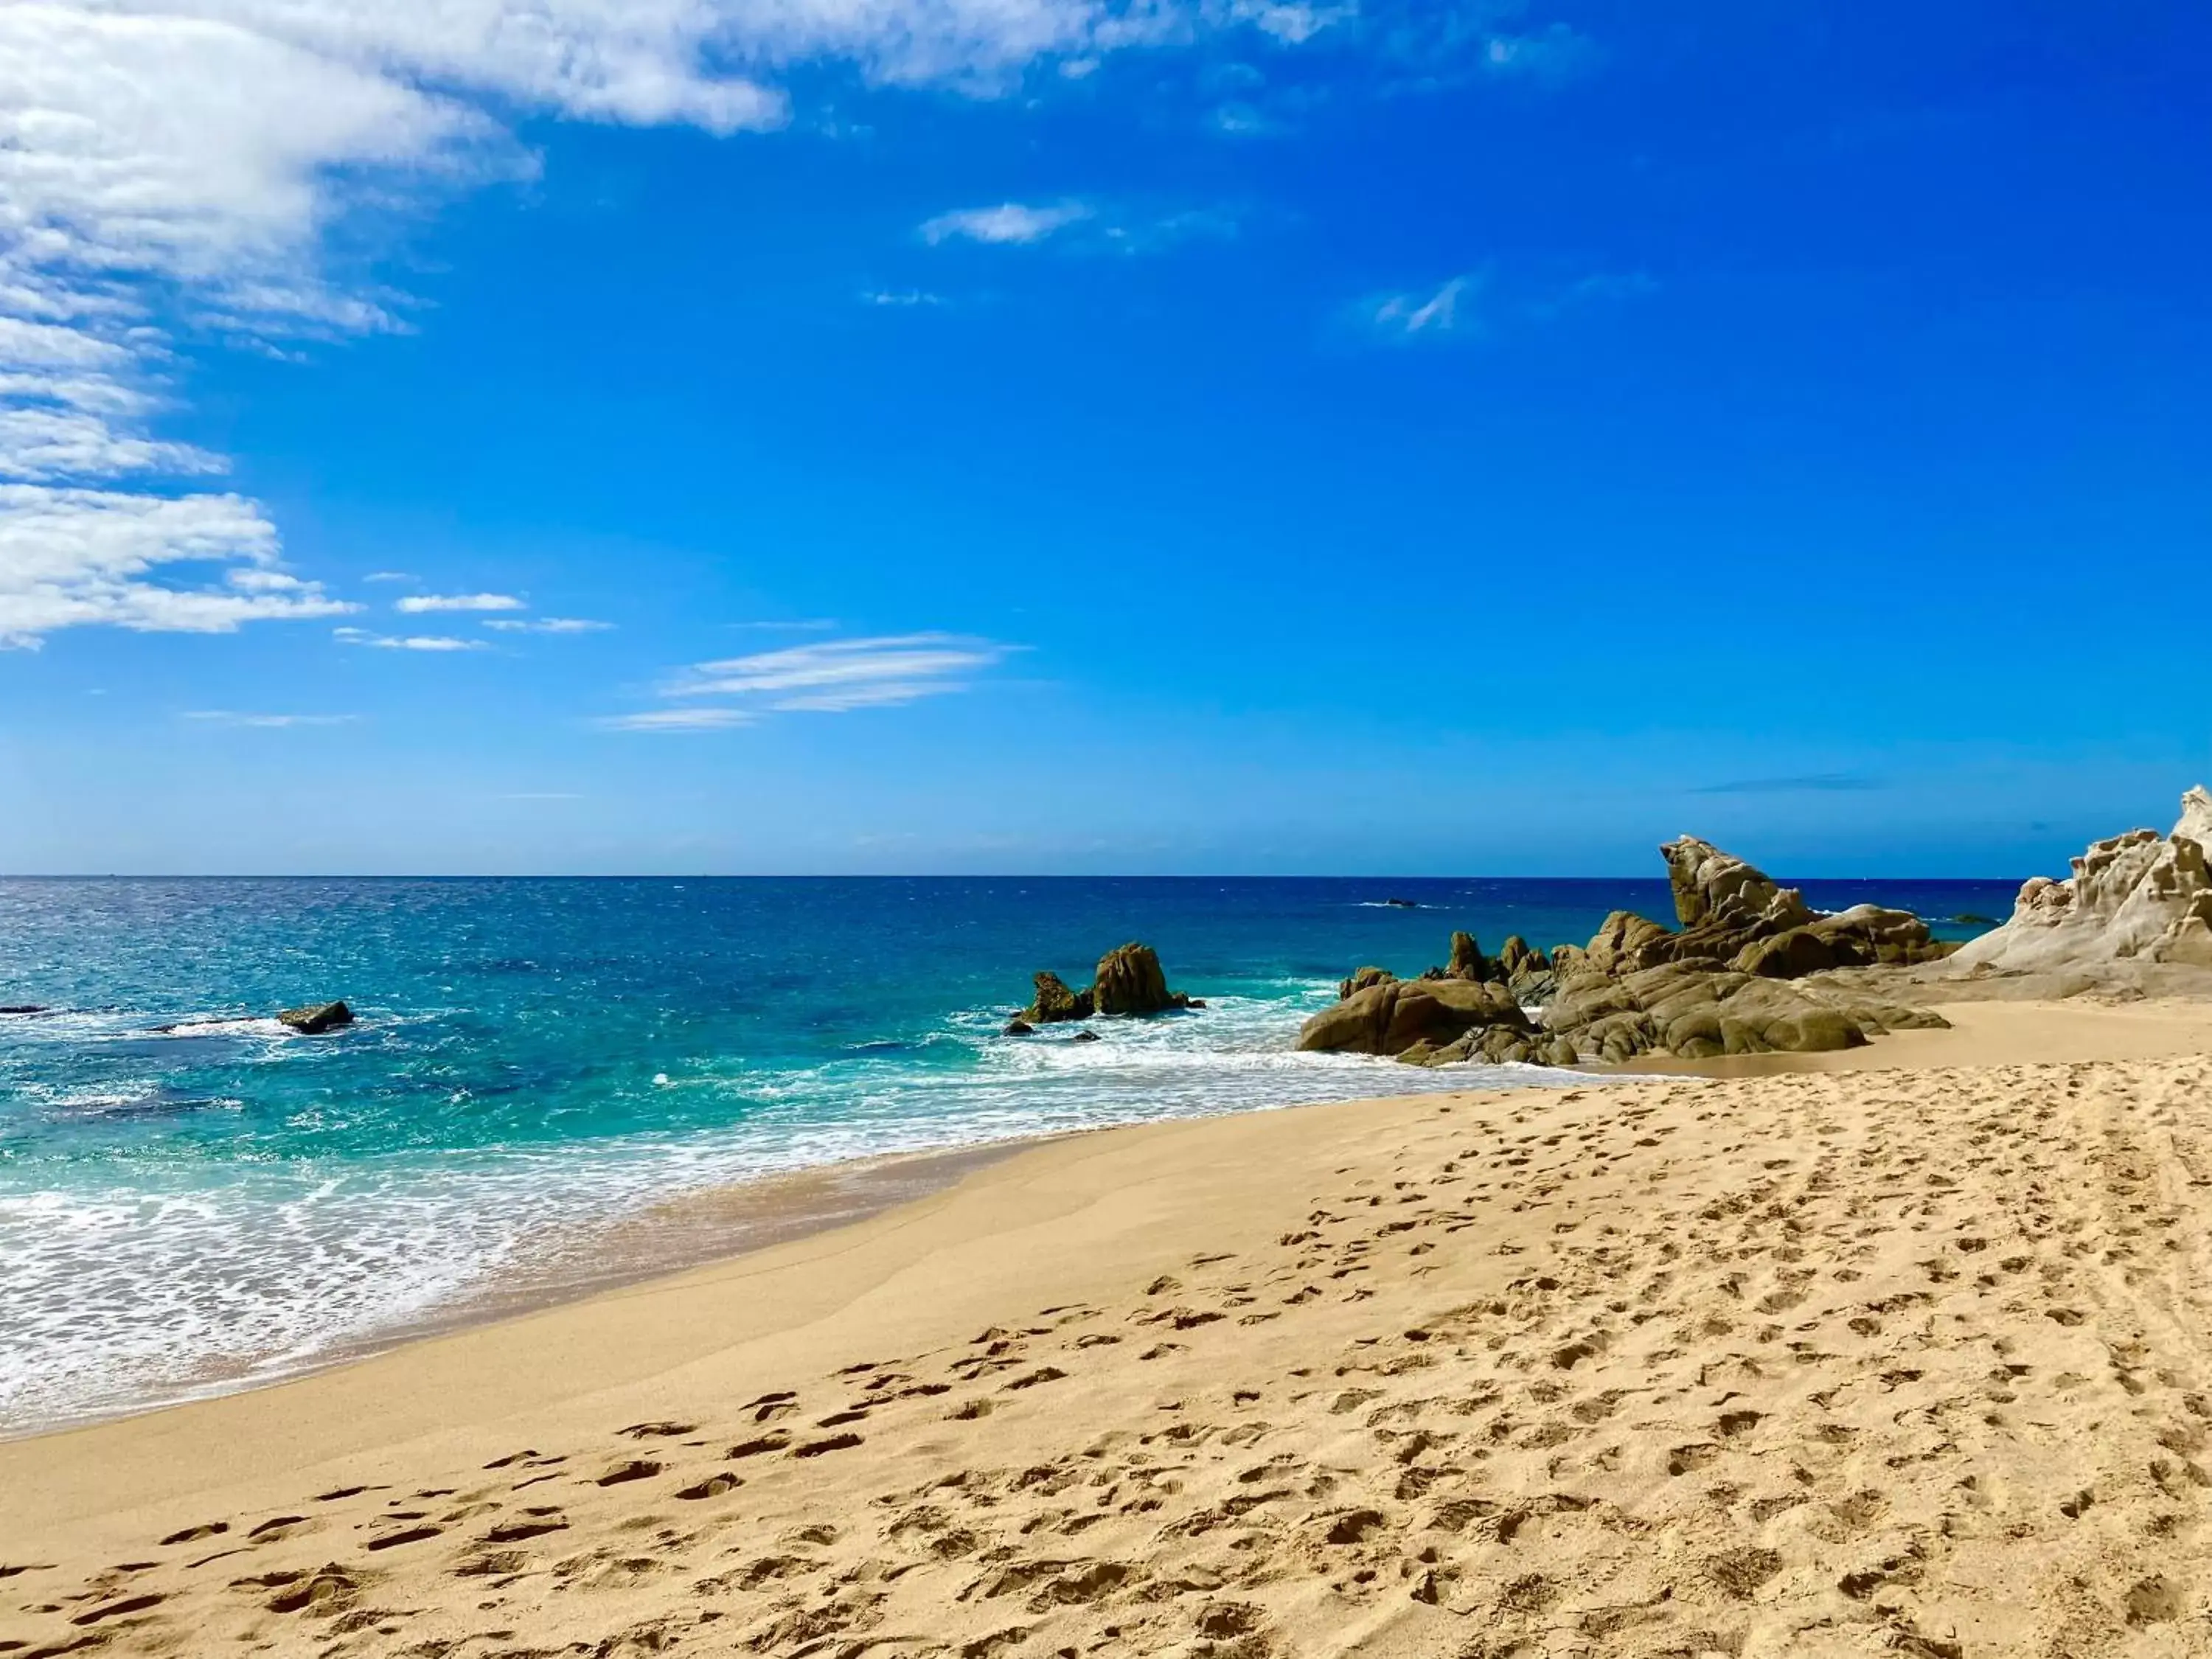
0;874;2017;1433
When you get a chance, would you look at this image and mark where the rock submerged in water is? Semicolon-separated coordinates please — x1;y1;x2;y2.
278;1001;353;1034
1018;944;1195;1028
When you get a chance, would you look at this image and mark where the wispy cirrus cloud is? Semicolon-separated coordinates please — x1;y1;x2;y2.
394;591;526;613
334;626;489;652
598;706;760;732
604;632;1013;731
919;200;1239;256
1691;773;1884;796
482;616;613;633
182;709;360;728
921;202;1093;246
1356;265;1654;344
1363;274;1474;339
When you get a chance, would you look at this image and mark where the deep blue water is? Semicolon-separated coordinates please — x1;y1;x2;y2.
0;874;2017;1429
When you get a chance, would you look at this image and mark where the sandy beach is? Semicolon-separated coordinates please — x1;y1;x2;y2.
6;997;2212;1658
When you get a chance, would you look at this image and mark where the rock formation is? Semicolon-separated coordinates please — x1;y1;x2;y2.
1024;972;1094;1024
1021;945;1194;1026
1446;931;1484;979
1338;965;1397;1000
1092;943;1186;1016
278;1001;352;1034
1663;836;1815;933
1950;787;2212;973
1299;833;1956;1068
1297;977;1544;1065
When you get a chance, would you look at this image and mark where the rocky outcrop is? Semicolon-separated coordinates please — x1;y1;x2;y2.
1025;972;1094;1024
1092;943;1188;1016
1663;836;1815;933
1021;945;1194;1025
2181;786;2212;849
1296;977;1542;1064
1446;931;1484;979
1952;787;2212;973
1299;832;1956;1068
278;1001;352;1034
1338;966;1397;1000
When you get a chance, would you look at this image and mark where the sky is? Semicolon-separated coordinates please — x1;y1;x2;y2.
1;0;2207;876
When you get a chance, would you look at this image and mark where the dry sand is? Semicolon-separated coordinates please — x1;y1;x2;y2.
6;998;2212;1658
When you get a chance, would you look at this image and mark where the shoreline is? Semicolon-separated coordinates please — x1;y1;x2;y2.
5;993;2212;1657
10;994;2211;1445
0;1137;1048;1447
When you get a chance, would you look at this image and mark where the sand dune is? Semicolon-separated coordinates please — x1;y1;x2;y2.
6;1001;2212;1658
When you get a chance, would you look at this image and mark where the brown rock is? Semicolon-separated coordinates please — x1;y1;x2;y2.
1338;966;1397;1001
1447;931;1485;980
1025;972;1094;1024
1661;836;1815;933
277;1001;352;1034
1297;976;1530;1058
1091;942;1194;1015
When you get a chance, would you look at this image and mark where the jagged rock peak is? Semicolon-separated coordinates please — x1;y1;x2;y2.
2177;785;2212;848
1660;836;1815;933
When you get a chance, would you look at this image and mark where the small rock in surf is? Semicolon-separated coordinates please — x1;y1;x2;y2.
277;1001;354;1034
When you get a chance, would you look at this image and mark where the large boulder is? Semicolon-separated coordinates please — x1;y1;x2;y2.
1297;976;1530;1058
1092;942;1190;1015
1952;788;2212;974
1025;971;1094;1024
1733;927;1837;978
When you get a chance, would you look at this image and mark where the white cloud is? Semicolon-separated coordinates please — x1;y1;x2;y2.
1359;265;1651;342
394;591;526;613
482;616;613;633
771;681;968;712
669;633;1008;697
604;630;1010;729
364;570;418;582
334;626;489;651
0;0;1256;648
182;709;359;726
1363;274;1476;339
1;0;1587;647
597;706;760;732
1235;1;1354;46
860;288;947;307
921;202;1093;245
0;484;352;648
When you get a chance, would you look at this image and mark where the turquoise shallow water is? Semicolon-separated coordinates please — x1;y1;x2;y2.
0;874;2016;1430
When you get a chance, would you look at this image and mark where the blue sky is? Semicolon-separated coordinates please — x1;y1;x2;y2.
1;0;2206;874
